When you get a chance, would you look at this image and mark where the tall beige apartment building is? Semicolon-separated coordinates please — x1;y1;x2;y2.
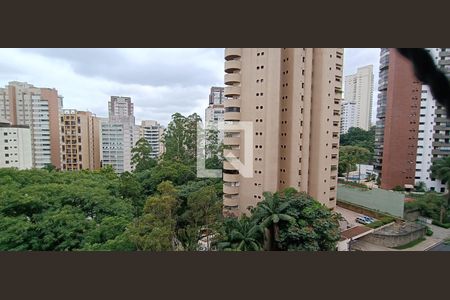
222;48;343;216
60;109;101;171
0;81;63;169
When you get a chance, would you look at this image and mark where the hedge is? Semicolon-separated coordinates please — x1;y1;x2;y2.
432;220;450;229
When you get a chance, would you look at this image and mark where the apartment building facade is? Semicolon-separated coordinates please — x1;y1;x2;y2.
415;48;450;192
60;109;101;171
222;48;343;216
205;87;225;145
100;96;140;173
0;120;32;169
342;65;374;133
140;120;165;159
340;100;358;134
374;48;422;190
0;81;63;169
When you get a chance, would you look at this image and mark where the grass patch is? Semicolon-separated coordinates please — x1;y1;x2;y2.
392;237;426;250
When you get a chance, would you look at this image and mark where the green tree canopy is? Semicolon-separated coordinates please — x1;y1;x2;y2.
339;145;371;180
431;156;450;222
163;113;202;164
131;138;157;173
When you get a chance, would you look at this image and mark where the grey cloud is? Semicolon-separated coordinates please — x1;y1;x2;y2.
1;48;380;127
20;48;224;87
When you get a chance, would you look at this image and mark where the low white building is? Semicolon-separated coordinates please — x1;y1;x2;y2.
0;120;32;169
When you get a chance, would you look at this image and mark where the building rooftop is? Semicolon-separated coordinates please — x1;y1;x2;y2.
341;226;372;240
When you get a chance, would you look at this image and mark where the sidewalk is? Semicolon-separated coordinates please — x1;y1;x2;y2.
403;237;441;251
351;236;441;251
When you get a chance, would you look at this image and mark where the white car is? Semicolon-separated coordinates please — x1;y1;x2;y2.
355;216;371;225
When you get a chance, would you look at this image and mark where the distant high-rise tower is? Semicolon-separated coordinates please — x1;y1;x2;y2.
205;87;225;148
0;81;63;169
209;86;225;105
60;109;101;171
374;48;422;190
100;96;139;173
341;65;374;133
108;96;135;123
140;120;165;159
222;48;344;216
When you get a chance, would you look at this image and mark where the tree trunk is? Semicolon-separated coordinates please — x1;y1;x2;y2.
358;164;361;182
440;205;445;224
273;223;280;251
263;228;272;251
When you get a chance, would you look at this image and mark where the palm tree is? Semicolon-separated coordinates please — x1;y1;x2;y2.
431;157;450;223
218;216;263;251
252;192;295;250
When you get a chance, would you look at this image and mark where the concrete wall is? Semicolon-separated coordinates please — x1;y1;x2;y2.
404;209;420;221
360;225;425;248
337;184;404;217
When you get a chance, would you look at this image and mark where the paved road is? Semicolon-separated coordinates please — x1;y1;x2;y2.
335;205;371;228
427;224;450;240
428;242;450;251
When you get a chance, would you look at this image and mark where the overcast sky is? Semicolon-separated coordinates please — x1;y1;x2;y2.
0;48;380;126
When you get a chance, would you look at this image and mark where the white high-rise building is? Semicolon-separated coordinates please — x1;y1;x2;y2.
100;118;125;173
415;48;449;193
100;96;140;173
0;120;32;169
342;65;374;133
340;101;357;134
140;120;165;159
205;87;225;146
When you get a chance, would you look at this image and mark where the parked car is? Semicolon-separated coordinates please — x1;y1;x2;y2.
361;216;376;223
355;216;371;225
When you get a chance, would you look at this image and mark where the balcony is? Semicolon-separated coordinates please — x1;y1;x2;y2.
223;173;240;182
223;195;239;207
223;184;239;195
224;86;241;97
224;98;240;108
224;136;240;145
224;160;238;171
225;60;241;74
224;111;241;121
225;48;242;61
223;148;240;158
225;73;241;85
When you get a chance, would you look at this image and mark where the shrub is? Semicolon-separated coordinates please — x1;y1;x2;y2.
366;216;395;229
392;237;426;250
425;227;433;236
338;180;369;190
432;220;450;229
392;186;405;192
